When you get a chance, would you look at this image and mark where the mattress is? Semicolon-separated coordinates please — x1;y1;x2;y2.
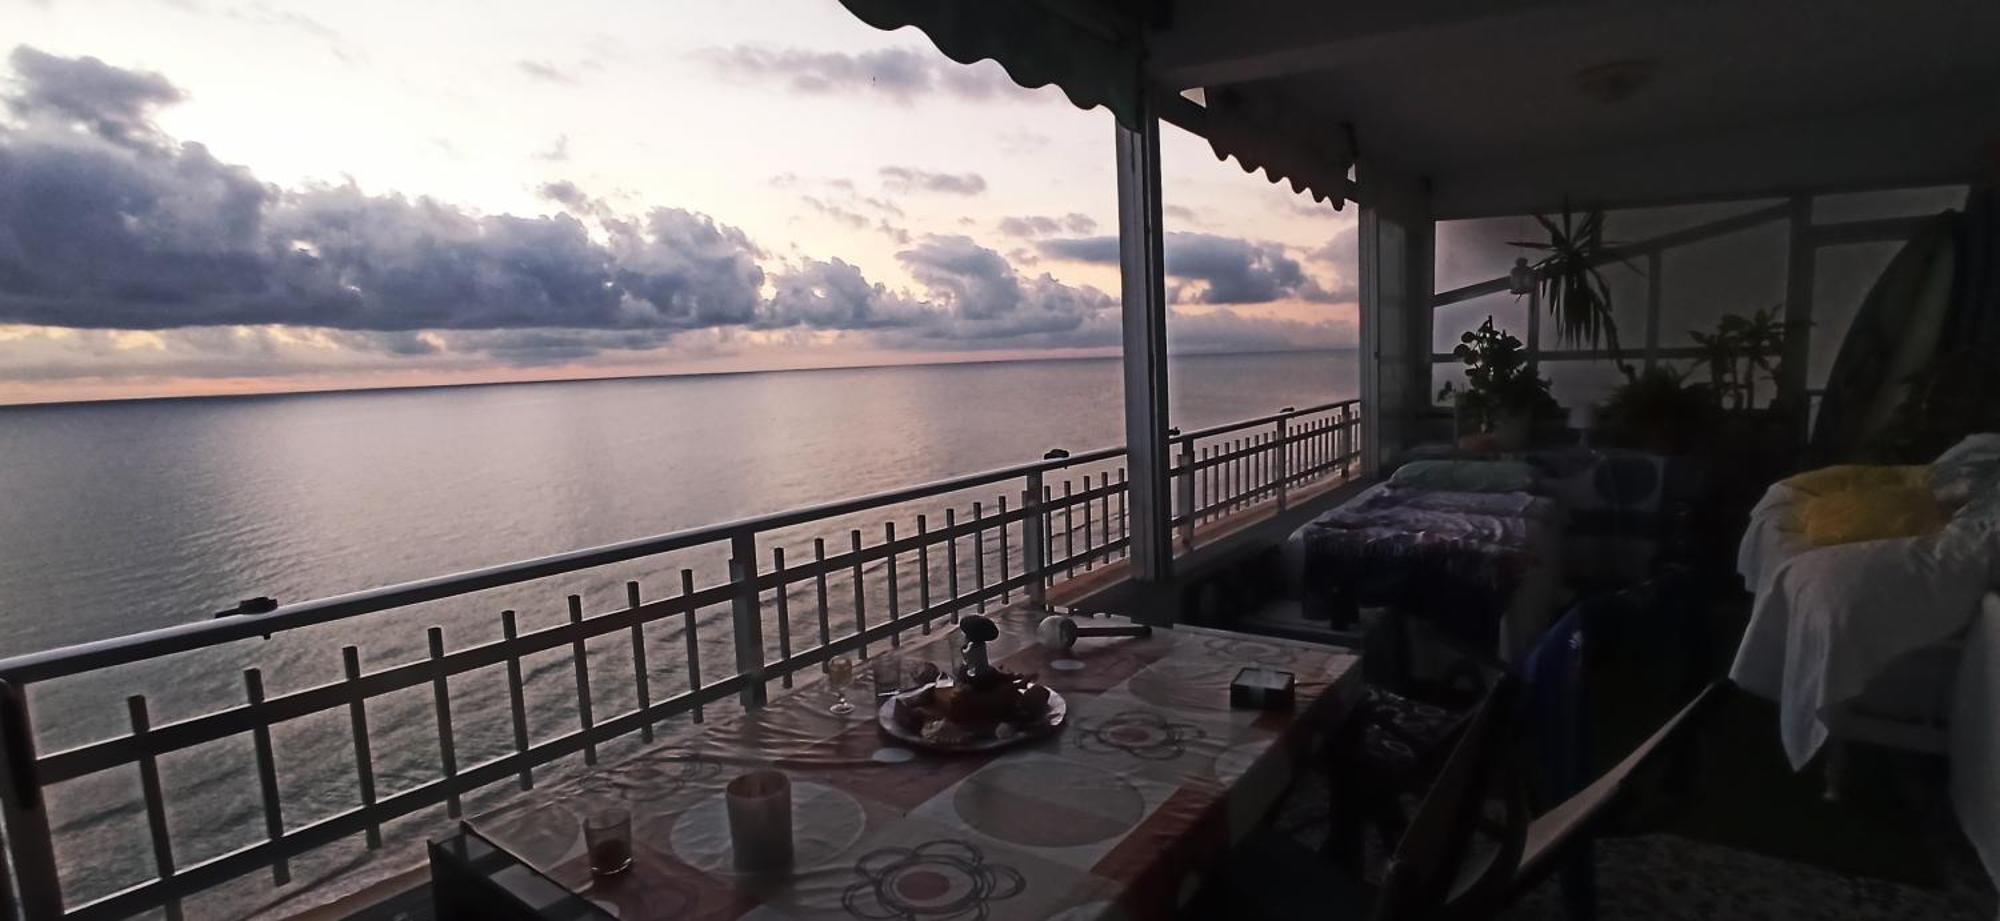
1283;482;1564;659
1731;478;1992;766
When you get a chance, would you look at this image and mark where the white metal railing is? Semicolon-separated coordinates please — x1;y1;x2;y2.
0;399;1360;921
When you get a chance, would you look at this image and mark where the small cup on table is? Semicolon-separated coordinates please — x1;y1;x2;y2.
726;770;794;873
584;808;633;877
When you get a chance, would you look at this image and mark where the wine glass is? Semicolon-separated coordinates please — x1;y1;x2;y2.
826;656;856;715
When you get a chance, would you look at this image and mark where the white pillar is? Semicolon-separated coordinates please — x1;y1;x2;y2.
1357;165;1433;475
1115;107;1174;593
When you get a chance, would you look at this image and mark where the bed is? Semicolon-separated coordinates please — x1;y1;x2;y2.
1951;594;2000;895
1731;439;2000;768
1281;460;1568;660
1729;437;2000;891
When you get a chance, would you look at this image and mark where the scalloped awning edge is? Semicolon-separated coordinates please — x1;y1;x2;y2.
837;0;1146;129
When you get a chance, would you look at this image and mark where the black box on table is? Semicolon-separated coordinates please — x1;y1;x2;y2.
1230;667;1296;710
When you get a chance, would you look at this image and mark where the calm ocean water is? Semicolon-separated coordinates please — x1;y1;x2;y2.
0;350;1354;913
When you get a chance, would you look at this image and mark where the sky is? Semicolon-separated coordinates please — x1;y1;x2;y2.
0;0;1360;405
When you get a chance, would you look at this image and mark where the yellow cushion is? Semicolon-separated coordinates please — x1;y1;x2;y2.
1783;464;1928;498
1800;485;1946;546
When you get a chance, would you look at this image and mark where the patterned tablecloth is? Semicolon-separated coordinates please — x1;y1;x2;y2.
469;608;1359;921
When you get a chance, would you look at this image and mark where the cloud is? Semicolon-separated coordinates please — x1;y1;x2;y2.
173;3;364;64
1167;308;1357;352
698;45;1029;105
532;133;570;162
878;165;984;196
894;236;1111;339
0;47;1344;381
0;128;764;335
1311;225;1358;266
517;60;576;85
876;220;911;245
761;258;928;330
1037;232;1349;305
997;213;1096;238
799;194;908;243
801;195;868;229
5;46;183;144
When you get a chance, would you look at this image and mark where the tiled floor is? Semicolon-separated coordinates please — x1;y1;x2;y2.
1504;832;1997;921
1266;760;1998;921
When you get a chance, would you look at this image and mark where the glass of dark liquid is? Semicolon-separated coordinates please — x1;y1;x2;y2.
584;808;633;876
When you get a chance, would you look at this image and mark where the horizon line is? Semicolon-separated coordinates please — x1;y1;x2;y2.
0;346;1360;411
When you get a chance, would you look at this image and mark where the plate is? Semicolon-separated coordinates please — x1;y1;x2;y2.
876;683;1068;754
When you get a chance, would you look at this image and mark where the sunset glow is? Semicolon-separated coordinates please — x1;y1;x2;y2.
1;0;1360;405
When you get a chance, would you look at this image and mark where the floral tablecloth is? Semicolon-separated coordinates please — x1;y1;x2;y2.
470;607;1359;920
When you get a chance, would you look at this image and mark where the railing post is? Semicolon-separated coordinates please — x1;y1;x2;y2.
1275;410;1292;511
0;679;61;921
1023;470;1047;610
1174;437;1195;550
729;531;769;708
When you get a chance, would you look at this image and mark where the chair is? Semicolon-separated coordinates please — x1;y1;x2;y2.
1197;677;1730;921
1416;679;1730;921
1331;571;1705;871
1193;676;1524;921
1499;680;1732;910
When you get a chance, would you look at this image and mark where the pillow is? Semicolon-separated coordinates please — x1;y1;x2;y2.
1783;464;1927;498
1929;433;2000;507
1800;485;1947;546
1388;460;1537;493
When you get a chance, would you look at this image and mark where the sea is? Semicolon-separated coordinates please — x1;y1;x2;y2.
0;349;1355;915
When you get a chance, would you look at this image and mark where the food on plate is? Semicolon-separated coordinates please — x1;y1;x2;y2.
887;667;1053;744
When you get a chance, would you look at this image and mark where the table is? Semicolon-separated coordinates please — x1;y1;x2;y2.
467;607;1359;920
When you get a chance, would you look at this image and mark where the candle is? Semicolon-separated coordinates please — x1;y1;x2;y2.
726;770;794;872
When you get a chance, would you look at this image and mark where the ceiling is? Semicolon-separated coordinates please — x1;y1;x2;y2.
1147;0;2000;216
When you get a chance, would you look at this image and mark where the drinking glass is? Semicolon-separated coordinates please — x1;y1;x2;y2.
584;809;633;876
870;653;904;698
826;656;855;715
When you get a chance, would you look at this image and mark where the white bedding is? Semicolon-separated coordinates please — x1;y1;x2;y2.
1730;489;1997;768
1950;593;2000;894
1736;481;1813;596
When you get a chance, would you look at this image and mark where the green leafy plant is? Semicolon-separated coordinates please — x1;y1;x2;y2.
1687;305;1802;410
1438;316;1556;430
1599;364;1713;454
1510;206;1639;362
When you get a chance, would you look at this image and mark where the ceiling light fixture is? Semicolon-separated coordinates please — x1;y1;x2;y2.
1573;59;1660;104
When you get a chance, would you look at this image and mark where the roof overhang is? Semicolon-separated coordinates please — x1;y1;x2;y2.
839;0;2000;217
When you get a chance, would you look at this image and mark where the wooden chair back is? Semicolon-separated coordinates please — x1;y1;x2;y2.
1509;680;1730;895
1369;675;1524;921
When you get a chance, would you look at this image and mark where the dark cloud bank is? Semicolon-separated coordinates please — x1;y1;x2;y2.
1038;232;1355;304
0;47;1353;372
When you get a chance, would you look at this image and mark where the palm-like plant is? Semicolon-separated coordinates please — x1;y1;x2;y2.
1510;207;1637;363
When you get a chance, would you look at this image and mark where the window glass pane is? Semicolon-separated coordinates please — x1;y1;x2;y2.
1813;186;1968;224
1807;242;1903;390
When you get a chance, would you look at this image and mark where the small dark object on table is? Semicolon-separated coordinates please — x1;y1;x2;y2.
1231;667;1296;710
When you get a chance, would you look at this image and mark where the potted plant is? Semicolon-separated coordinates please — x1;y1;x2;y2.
1439;317;1556;451
1688;305;1798;411
1598;365;1713;455
1510;206;1639;364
